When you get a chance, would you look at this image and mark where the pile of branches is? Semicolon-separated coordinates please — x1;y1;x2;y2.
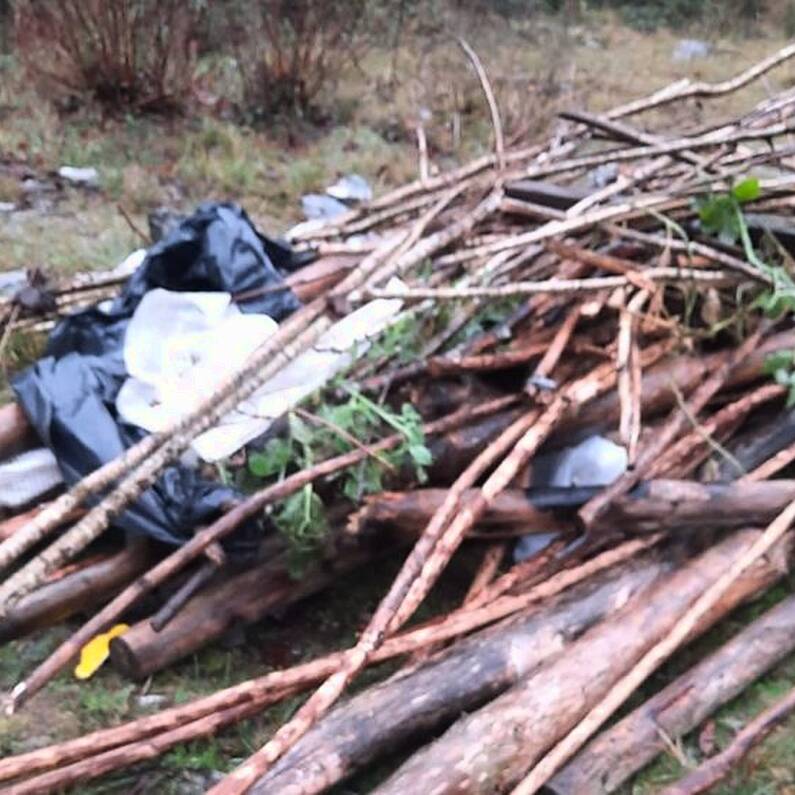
4;43;795;795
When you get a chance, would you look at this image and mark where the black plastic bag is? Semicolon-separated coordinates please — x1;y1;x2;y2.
13;202;300;548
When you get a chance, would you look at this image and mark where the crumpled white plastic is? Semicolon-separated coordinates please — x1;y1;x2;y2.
116;283;405;462
0;447;64;508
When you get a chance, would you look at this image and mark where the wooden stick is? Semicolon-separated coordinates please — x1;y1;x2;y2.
148;559;219;633
648;382;785;479
249;552;669;795
0;539;150;643
211;405;547;793
458;38;505;171
358;267;735;303
605;42;795;120
578;326;765;530
374;529;787;795
512;502;795;795
7;395;517;711
548;592;795;795
0;536;660;788
660;685;795;795
742;439;795;482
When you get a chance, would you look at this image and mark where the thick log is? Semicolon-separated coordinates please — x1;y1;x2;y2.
372;529;792;795
109;546;383;680
568;329;795;436
348;488;566;537
548;592;795;794
350;480;795;538
0;539;151;643
426;408;523;483
250;552;670;795
604;479;795;533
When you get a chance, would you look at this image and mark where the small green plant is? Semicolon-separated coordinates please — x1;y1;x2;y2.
696;177;761;245
698;178;795;403
764;350;795;407
365;313;426;365
247;390;431;575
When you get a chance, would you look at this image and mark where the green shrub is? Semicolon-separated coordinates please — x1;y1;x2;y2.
13;0;201;113
222;0;376;121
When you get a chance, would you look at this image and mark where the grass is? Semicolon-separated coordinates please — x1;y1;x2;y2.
2;7;795;793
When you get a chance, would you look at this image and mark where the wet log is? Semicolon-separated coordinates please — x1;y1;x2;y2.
350;480;795;538
567;329;795;437
0;539;151;643
249;551;670;795
109;545;387;680
372;529;792;795
711;405;795;481
349;488;566;537
548;592;795;794
426;408;524;483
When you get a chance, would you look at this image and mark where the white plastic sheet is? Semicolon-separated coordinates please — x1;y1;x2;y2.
117;283;405;462
0;447;64;508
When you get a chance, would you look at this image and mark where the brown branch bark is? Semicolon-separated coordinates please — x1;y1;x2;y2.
660;684;795;795
578;326;765;530
9;395;516;711
250;552;669;795
373;529;791;795
548;592;795;794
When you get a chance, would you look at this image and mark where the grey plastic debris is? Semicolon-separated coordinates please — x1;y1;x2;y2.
0;270;28;298
326;173;372;203
513;435;628;563
0;448;64;509
301;193;350;221
57;165;100;188
526;374;557;392
544;435;628;488
588;163;619;189
513;532;559;562
673;39;712;62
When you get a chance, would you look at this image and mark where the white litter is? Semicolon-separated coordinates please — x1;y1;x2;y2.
58;165;100;188
116;282;405;462
0;447;64;509
542;434;628;488
112;248;147;278
326;174;372;203
301;194;350;221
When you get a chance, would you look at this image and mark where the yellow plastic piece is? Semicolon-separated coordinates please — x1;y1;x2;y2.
74;624;129;680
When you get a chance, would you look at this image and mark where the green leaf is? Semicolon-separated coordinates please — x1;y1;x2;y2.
247;437;293;478
408;443;432;467
698;195;740;244
731;177;761;204
288;413;314;447
787;383;795;408
763;350;795;376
